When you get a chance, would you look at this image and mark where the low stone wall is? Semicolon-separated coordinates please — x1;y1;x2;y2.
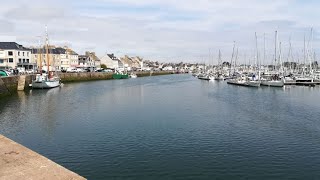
137;71;174;77
59;72;113;82
0;75;35;98
59;71;173;82
0;71;174;97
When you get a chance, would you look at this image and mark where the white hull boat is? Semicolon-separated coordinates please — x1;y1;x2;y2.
214;75;224;81
283;77;296;85
227;79;260;87
130;74;137;78
31;74;60;89
261;80;284;87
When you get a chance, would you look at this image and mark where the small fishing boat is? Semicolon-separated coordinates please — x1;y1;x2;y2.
112;71;129;79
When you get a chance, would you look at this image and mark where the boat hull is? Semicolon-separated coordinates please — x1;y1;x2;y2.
198;77;210;81
32;80;60;89
113;74;129;79
261;80;284;87
214;76;224;80
227;80;260;87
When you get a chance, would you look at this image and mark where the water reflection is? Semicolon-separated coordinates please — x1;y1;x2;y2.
1;75;320;180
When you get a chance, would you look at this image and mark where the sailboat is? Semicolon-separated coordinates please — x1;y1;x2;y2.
261;31;284;87
31;26;60;89
214;50;224;80
295;28;317;86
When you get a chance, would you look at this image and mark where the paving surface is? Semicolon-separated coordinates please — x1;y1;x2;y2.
0;134;86;180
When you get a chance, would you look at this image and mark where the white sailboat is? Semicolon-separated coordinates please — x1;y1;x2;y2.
227;74;260;87
32;26;60;89
214;50;225;80
261;31;284;87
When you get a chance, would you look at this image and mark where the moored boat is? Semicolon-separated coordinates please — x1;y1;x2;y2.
129;73;137;78
32;73;60;89
32;26;60;89
113;72;129;79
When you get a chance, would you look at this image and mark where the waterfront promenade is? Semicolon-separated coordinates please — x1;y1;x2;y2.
0;134;85;180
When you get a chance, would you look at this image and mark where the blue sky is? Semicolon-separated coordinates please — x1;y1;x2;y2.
0;0;319;63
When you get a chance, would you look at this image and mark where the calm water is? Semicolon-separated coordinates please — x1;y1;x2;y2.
1;74;320;179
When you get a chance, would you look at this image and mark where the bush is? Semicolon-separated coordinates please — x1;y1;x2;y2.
101;64;107;69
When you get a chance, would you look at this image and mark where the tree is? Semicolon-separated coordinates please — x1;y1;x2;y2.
101;64;107;69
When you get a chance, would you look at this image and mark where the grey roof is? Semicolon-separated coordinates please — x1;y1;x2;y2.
30;47;78;55
78;55;89;58
0;42;30;51
107;54;119;60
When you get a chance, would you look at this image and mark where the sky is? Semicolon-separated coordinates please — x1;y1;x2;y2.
0;0;319;64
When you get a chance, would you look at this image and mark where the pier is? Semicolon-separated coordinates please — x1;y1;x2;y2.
0;134;86;179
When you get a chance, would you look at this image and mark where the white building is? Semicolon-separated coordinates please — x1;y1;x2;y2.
0;42;33;70
30;47;78;71
100;53;123;69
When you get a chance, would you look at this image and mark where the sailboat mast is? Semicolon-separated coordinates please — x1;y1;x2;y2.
255;32;260;79
274;31;277;71
288;36;292;73
230;41;236;76
309;28;313;74
279;42;283;75
45;25;50;78
38;38;42;75
218;49;221;65
263;33;266;67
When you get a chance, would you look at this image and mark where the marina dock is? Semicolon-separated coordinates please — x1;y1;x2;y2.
0;134;86;180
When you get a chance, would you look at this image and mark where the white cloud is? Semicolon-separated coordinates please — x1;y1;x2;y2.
0;0;318;63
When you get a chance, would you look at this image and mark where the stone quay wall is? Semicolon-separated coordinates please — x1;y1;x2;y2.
0;71;174;97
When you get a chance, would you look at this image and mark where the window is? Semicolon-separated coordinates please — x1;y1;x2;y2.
18;52;20;56
9;58;13;63
8;51;13;56
27;52;29;56
19;58;22;63
23;52;25;56
0;59;3;63
23;59;25;63
27;59;29;63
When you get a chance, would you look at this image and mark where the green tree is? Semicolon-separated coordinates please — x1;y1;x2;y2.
101;64;107;69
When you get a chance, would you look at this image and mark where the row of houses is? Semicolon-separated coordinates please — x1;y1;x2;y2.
0;42;143;71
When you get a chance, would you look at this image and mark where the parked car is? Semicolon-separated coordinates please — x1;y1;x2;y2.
66;68;77;73
0;69;9;77
95;68;103;72
83;68;91;72
103;69;113;73
76;68;87;73
17;67;26;74
26;69;35;74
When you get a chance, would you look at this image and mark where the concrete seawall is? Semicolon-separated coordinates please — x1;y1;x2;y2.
0;71;173;97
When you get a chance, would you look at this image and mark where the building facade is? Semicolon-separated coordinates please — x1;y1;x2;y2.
0;42;34;70
100;53;123;69
30;46;78;71
78;51;100;70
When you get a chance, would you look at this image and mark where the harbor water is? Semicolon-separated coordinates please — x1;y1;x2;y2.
1;74;320;179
